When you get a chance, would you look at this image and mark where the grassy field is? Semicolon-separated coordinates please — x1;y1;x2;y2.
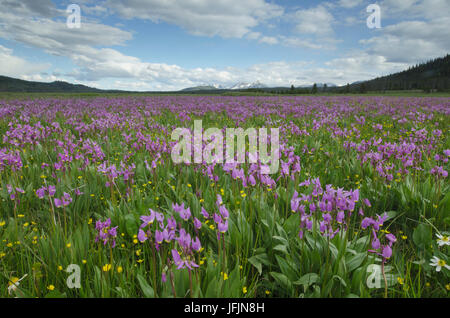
0;95;449;298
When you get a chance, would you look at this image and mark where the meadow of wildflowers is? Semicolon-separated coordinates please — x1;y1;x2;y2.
0;95;449;298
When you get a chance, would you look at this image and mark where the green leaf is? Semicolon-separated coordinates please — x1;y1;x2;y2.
124;214;138;237
248;255;262;275
205;278;219;298
384;211;397;220
353;235;370;251
270;272;293;292
276;223;288;240
225;262;241;298
273;244;288;254
136;274;155;298
273;236;288;245
275;255;297;281
283;214;299;234
412;223;432;249
248;254;267;275
293;273;319;287
346;252;367;272
332;275;347;287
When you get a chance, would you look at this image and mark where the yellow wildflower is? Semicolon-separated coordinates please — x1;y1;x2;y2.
102;264;112;272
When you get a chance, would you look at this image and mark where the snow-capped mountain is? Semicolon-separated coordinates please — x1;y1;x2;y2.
181;80;267;91
229;80;267;90
211;83;227;89
181;83;227;91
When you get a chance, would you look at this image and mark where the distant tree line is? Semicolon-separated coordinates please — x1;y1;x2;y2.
245;54;450;95
342;54;450;93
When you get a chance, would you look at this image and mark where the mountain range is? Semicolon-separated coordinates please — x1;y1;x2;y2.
181;81;337;91
0;54;449;93
181;81;267;91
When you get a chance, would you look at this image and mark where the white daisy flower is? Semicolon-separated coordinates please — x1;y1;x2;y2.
7;274;27;295
429;256;450;272
436;233;450;247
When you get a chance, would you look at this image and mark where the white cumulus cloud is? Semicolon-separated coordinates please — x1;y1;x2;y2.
106;0;283;38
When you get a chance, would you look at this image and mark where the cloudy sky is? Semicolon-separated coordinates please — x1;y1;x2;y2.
0;0;449;91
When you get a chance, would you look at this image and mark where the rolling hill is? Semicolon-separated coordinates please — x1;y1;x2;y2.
0;75;104;93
